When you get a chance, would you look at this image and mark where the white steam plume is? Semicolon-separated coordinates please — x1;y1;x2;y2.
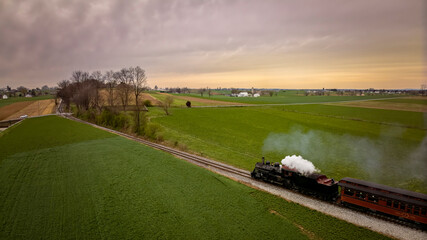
281;155;319;176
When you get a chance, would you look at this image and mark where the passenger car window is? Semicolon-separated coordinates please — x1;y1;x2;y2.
368;195;377;202
344;188;354;196
393;201;399;208
356;192;365;199
414;206;419;215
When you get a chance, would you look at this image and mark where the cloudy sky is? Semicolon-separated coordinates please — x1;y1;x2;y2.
0;0;425;89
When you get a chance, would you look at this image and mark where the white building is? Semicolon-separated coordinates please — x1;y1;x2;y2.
2;95;7;99
253;93;260;97
238;92;249;97
25;94;32;98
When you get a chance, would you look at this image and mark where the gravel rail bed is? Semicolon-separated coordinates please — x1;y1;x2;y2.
61;113;426;240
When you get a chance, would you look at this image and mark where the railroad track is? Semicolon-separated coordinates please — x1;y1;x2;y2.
63;115;251;179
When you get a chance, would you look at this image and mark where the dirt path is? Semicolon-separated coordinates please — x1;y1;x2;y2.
158;92;245;106
4;99;56;120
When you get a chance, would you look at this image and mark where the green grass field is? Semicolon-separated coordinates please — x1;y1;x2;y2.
0;116;388;239
374;98;427;105
279;104;426;129
0;95;53;108
152;105;427;193
177;93;400;104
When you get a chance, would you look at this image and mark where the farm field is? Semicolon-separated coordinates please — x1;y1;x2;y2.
2;99;56;120
99;90;235;108
0;98;56;121
152;104;427;193
329;97;427;112
278;104;426;129
157;92;243;106
177;92;401;104
0;95;53;108
150;92;240;107
0;116;389;239
0;101;34;120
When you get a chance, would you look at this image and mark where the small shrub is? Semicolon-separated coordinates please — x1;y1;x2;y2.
178;143;188;151
97;108;130;131
156;134;164;142
145;122;162;140
133;111;148;135
143;100;153;107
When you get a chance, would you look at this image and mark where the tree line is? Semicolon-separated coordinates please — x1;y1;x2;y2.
57;66;149;134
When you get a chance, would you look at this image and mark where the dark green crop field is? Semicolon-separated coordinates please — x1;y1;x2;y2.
0;116;388;239
177;93;400;104
152;106;427;193
0;95;53;108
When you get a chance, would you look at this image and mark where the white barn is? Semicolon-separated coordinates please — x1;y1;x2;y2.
238;92;249;97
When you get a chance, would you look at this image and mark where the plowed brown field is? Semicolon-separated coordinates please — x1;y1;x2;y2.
1;99;56;120
0;101;34;120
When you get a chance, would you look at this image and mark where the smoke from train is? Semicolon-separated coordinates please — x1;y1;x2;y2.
281;155;319;176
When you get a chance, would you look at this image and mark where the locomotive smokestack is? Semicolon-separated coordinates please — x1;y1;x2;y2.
262;157;265;164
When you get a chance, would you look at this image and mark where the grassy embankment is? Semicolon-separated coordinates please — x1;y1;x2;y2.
0;116;389;239
0;95;53;108
152;104;427;193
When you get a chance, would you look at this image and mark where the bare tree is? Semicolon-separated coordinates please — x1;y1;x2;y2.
17;86;27;96
104;70;117;107
72;82;96;111
162;96;174;115
57;80;72;110
129;66;148;133
90;71;102;82
90;71;104;112
115;68;132;111
71;71;89;86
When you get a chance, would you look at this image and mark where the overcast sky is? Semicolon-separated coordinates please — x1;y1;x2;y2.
0;0;425;89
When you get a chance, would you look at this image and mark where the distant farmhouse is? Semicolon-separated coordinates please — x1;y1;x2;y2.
238;92;249;97
2;94;7;99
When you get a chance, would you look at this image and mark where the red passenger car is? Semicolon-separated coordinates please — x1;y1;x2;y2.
339;177;427;225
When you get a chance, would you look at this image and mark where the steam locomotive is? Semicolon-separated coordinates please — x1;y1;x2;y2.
251;157;427;227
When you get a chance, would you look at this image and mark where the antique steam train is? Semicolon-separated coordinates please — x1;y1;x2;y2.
251;157;427;227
